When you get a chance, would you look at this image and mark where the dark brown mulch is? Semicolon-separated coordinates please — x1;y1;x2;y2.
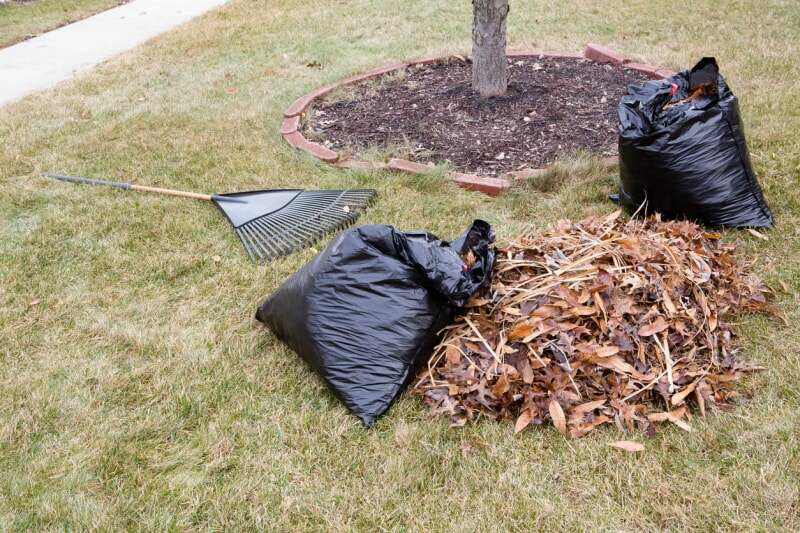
304;56;652;176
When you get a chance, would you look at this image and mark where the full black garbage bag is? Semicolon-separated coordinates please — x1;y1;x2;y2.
618;57;773;228
256;220;495;426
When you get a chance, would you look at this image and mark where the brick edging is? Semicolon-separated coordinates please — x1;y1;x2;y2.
280;43;676;197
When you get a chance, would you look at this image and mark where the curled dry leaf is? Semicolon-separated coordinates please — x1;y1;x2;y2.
413;213;775;438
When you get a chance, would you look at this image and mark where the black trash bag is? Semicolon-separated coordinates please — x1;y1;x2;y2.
618;57;773;228
256;220;495;426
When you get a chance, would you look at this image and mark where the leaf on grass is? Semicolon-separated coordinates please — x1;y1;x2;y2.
515;409;533;434
747;228;769;241
570;415;611;438
670;418;692;432
609;440;645;453
695;382;707;418
450;417;467;428
549;399;567;436
648;408;692;432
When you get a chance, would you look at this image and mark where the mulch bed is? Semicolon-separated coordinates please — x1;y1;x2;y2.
304;56;651;176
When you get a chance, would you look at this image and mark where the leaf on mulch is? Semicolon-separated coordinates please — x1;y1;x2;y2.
413;212;777;438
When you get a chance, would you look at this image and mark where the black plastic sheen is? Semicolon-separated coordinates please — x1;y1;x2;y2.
256;220;495;426
618;57;773;228
213;189;302;228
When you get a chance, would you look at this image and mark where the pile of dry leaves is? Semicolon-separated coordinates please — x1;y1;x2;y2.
414;211;776;438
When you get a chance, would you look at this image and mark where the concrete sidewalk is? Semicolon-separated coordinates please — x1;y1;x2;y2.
0;0;229;107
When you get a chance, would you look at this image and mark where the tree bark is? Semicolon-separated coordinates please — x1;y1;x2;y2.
472;0;509;98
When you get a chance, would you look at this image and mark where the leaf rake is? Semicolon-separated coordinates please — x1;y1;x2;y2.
45;174;377;262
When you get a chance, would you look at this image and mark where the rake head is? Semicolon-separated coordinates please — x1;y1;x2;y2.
213;189;377;262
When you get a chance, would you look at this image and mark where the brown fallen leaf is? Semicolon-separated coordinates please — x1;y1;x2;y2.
648;408;692;432
608;440;645;453
671;379;699;406
570;415;611;438
662;290;677;316
570;399;606;418
594;356;652;381
638;316;669;337
514;409;533;434
549;399;567;436
572;306;597;316
593;291;607;317
694;287;711;321
508;321;535;341
445;344;461;365
521;359;535;384
491;374;510;397
413;212;773;438
595;345;620;358
670;418;692;432
747;228;769;241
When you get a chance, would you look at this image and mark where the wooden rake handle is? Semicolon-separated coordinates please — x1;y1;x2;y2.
44;174;214;202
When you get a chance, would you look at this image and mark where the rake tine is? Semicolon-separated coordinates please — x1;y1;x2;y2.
264;208;324;242
254;215;306;255
291;197;356;229
239;224;268;261
236;188;378;261
235;227;259;262
244;189;377;261
262;208;329;247
244;220;282;260
249;217;298;257
268;209;323;239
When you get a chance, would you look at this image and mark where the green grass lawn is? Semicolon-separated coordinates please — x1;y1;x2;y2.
0;0;126;48
1;0;799;529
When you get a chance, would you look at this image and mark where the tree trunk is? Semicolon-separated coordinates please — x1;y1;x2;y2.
471;0;509;98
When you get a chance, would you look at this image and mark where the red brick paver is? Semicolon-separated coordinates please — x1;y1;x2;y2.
584;43;627;65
